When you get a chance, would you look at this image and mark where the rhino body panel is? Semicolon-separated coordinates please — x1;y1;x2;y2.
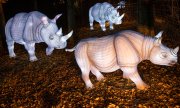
5;11;73;61
7;11;45;43
67;30;179;90
89;2;125;31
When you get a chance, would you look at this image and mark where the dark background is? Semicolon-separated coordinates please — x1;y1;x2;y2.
0;0;180;107
0;0;180;55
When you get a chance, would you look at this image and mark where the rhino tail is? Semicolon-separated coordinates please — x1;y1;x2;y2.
65;46;76;52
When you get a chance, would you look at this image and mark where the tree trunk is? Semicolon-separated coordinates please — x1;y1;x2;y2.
0;3;7;56
67;0;75;32
66;0;77;45
137;0;154;35
33;0;38;10
137;0;154;27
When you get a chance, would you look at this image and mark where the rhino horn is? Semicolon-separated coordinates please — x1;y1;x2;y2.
155;31;163;39
52;14;62;23
56;27;63;36
41;16;49;25
115;6;120;10
61;30;73;41
119;13;125;20
173;46;179;54
116;12;120;16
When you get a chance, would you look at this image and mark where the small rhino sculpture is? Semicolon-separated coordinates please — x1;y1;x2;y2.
5;11;73;61
66;30;179;90
89;2;125;31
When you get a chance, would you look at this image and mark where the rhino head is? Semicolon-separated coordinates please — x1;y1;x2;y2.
40;15;73;49
150;31;179;66
107;8;125;25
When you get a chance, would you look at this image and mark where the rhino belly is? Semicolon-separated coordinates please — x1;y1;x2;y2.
87;41;119;72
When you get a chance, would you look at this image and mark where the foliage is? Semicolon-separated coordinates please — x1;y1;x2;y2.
0;26;180;107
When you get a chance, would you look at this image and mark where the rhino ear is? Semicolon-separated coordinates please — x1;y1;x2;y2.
115;6;120;10
56;28;63;36
155;31;163;39
154;37;162;46
41;16;49;25
154;31;164;46
173;46;179;54
52;14;62;23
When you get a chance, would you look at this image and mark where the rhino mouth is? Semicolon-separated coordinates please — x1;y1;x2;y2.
168;61;177;66
55;45;66;49
56;47;64;49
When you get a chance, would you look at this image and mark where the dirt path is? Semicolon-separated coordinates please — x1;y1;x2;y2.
0;26;180;107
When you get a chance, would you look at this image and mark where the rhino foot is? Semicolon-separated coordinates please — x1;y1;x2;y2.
97;74;105;81
46;52;52;56
85;80;93;89
90;26;94;30
136;83;149;90
123;73;130;79
9;53;16;58
102;28;106;31
46;47;54;56
110;26;114;30
30;56;38;62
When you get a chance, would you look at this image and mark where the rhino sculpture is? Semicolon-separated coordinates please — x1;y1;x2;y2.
117;1;126;9
66;30;179;90
89;2;125;31
5;11;73;61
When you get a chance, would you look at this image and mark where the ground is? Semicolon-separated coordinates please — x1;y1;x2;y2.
0;25;180;107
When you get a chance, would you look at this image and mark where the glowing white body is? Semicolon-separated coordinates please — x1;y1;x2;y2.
66;30;179;90
5;11;73;61
89;2;125;31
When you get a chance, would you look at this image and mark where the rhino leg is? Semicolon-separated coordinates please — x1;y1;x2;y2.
46;46;54;55
5;18;16;58
24;43;37;62
120;67;149;90
90;22;94;30
7;41;16;58
109;22;114;30
89;7;94;30
75;43;93;88
100;21;106;31
91;66;104;81
89;14;94;30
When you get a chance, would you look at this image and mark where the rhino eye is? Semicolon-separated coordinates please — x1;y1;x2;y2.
49;35;54;40
160;52;167;59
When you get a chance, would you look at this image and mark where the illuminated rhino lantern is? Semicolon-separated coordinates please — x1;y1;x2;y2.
5;11;73;61
89;2;125;31
66;30;179;90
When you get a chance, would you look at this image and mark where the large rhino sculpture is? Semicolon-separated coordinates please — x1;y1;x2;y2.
89;2;125;31
66;30;179;90
5;11;73;61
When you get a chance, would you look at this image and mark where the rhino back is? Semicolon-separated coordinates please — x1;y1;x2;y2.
117;30;154;59
23;11;45;43
91;2;113;22
90;3;101;21
77;35;119;72
10;11;45;43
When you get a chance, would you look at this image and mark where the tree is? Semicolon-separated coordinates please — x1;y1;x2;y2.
0;0;7;56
